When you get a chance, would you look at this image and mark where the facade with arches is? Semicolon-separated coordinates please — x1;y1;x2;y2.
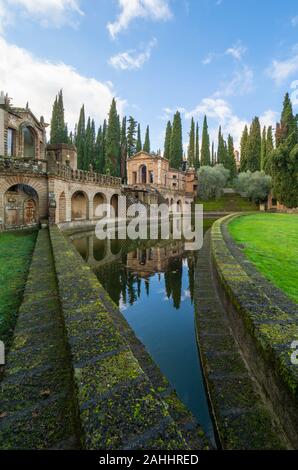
0;95;196;231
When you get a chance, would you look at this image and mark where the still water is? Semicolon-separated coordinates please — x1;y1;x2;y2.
71;219;216;443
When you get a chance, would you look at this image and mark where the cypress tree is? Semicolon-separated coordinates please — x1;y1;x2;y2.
143;125;150;153
227;134;237;179
95;126;103;173
57;90;68;143
240;125;249;172
200;115;211;166
105;98;121;176
187;117;195;167
217;126;226;165
263;126;274;175
164;121;172;160
127;116;137;158
120;116;127;180
170;111;183;169
261;126;267;171
246;117;261;171
136;123;142;152
76;105;86;169
84;117;93;169
194;122;200;169
211;141;216;166
271;93;298;208
50;96;58;144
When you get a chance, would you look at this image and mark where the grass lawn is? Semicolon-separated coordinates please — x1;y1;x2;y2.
0;230;37;349
228;213;298;303
197;193;259;212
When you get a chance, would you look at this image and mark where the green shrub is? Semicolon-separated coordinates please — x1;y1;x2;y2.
197;164;230;201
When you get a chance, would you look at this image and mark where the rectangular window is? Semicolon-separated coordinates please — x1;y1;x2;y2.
7;128;15;157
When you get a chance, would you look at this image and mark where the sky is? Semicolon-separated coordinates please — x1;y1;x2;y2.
1;0;298;152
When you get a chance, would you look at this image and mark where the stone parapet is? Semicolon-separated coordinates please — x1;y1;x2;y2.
211;214;298;448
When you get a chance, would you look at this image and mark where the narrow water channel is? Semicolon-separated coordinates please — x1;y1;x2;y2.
71;218;216;444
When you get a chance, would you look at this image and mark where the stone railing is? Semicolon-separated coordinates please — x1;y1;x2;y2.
0;157;48;175
53;162;122;188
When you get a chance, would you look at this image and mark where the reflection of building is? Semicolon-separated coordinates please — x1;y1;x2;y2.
126;151;198;207
127;242;185;278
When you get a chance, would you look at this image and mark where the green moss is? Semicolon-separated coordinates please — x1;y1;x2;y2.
0;230;37;349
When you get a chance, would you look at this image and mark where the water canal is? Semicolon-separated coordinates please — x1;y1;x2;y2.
71;218;217;444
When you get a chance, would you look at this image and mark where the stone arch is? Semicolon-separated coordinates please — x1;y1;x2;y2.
71;191;89;220
139;164;147;184
4;183;39;228
58;192;67;223
93;192;107;218
110;194;119;218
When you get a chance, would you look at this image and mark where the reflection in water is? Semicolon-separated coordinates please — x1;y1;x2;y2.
71;221;216;443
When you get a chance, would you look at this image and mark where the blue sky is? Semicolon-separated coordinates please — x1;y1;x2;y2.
1;0;298;151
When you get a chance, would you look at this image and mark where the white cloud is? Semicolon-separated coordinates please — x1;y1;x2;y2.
291;16;298;27
202;41;247;65
107;0;172;39
214;64;254;97
225;41;246;60
0;37;126;135
185;97;248;149
267;53;298;85
109;38;157;70
259;109;278;129
0;0;83;29
202;52;217;65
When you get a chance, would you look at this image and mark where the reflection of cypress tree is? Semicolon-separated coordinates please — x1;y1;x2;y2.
95;261;122;306
145;279;150;296
137;278;141;298
164;257;183;309
187;256;195;304
171;258;182;310
127;273;137;305
164;270;172;299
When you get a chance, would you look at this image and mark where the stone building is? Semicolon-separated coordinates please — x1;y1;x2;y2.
0;91;48;160
126;151;198;207
0;95;197;231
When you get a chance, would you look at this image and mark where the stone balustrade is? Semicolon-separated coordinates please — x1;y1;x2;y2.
54;162;122;187
0;157;122;188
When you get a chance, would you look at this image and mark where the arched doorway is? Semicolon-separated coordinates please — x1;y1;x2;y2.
93;192;107;218
23;126;35;159
58;192;66;223
140;165;147;184
71;191;89;220
4;184;39;228
110;194;119;218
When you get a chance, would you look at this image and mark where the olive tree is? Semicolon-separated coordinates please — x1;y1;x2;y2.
234;170;272;203
197;164;230;200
